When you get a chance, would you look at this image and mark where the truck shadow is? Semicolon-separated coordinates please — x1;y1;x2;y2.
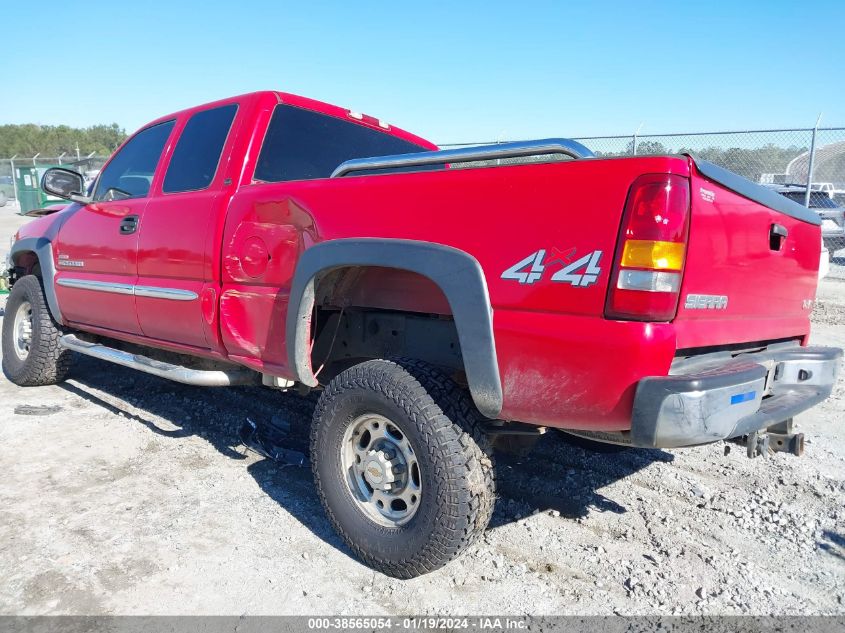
487;438;673;525
57;355;672;564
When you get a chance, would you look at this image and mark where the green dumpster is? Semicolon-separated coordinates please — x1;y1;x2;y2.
14;164;68;214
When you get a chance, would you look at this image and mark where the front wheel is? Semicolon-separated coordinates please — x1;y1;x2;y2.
310;359;495;578
2;275;71;385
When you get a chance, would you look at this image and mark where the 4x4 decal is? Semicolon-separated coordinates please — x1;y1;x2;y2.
501;248;603;287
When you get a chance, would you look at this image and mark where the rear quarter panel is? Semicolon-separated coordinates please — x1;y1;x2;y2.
222;156;690;428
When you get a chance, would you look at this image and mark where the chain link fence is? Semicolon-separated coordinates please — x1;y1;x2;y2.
442;127;845;279
2;128;844;279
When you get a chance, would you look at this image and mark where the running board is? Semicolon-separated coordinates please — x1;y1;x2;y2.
59;334;259;387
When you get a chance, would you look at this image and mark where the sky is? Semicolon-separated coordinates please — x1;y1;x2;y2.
2;0;843;144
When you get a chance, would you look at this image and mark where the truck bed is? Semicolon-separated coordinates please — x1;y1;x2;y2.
223;153;821;430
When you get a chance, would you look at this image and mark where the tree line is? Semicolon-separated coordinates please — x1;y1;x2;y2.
1;123;812;183
0;123;128;158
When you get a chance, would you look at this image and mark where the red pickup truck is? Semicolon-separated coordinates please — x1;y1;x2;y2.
2;91;841;578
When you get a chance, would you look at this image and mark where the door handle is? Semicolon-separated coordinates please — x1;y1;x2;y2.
770;223;788;251
120;215;139;235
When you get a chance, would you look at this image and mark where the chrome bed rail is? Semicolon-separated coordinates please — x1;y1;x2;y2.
331;138;595;178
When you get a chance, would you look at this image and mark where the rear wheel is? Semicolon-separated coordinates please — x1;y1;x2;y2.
340;412;423;527
2;275;71;385
310;359;495;578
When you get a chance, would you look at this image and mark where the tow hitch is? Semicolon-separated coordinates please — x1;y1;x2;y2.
741;419;805;458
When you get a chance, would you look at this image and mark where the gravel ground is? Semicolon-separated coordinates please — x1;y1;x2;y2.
0;209;843;616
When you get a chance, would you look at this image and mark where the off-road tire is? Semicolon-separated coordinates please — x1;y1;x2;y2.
310;358;495;578
2;275;71;385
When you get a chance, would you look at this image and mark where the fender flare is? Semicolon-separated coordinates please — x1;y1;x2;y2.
286;238;503;419
10;237;63;323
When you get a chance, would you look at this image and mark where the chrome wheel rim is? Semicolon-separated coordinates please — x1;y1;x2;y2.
13;301;33;361
341;413;422;527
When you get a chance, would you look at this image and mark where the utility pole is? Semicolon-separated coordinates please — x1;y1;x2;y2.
10;155;18;202
803;113;822;208
632;122;644;155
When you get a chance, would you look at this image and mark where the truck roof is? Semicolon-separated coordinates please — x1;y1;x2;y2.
139;90;437;151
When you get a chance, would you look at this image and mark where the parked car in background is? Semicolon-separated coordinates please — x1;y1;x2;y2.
83;169;100;192
0;175;15;206
769;185;845;260
810;182;837;196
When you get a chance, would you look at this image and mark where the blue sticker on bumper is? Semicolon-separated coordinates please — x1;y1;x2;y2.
730;390;757;405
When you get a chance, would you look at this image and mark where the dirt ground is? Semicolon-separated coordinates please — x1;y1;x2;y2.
0;209;843;616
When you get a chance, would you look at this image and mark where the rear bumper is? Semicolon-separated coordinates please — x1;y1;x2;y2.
631;346;842;448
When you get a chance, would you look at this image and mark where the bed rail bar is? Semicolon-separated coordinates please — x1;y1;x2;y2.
331;138;594;178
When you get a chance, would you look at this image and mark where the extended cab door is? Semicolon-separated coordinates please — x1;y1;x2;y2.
134;101;241;349
54;121;175;335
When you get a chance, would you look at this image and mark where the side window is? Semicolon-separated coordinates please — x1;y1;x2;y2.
94;121;175;201
163;104;238;193
254;105;429;183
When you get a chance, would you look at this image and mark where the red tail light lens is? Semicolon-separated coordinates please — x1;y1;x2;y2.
605;173;691;321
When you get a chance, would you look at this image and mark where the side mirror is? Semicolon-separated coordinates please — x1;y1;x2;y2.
41;168;91;204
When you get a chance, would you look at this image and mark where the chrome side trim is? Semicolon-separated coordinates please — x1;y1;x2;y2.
56;278;134;295
60;334;259;387
134;286;199;301
331;138;595;178
56;278;198;301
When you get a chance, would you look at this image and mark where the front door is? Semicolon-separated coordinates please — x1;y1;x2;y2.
54;120;176;335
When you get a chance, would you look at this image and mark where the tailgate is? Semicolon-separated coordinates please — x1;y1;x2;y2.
673;158;821;350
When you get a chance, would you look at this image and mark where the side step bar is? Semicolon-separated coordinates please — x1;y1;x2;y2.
59;334;259;387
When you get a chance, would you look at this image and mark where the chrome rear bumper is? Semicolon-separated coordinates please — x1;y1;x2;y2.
631;346;842;448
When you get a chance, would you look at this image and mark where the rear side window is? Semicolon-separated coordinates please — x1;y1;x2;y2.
254;105;428;182
163;104;238;193
94;121;174;201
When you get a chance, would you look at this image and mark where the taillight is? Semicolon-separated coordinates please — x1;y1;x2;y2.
605;173;690;321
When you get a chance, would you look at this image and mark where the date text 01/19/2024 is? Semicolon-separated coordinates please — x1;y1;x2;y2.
306;617;528;630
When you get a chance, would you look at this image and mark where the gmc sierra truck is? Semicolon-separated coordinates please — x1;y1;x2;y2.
2;91;841;578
